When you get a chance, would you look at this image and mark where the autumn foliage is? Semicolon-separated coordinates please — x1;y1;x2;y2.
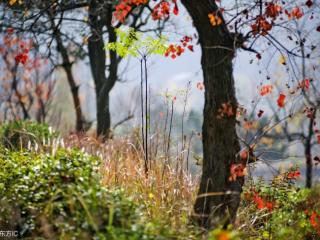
1;0;320;238
0;28;53;122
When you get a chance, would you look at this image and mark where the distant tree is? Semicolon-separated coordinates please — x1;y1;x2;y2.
87;0;168;139
0;1;88;131
47;12;86;132
0;29;54;122
0;0;167;138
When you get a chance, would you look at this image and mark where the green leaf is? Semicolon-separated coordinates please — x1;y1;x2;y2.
105;27;168;58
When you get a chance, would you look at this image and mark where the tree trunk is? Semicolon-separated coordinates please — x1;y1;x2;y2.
63;62;84;132
49;15;84;132
88;0;118;140
181;0;243;228
305;117;314;188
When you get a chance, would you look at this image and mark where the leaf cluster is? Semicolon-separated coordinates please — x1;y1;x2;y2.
106;27;168;58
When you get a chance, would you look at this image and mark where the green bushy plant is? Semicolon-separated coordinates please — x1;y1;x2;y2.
0;148;164;239
0;120;58;150
238;171;320;240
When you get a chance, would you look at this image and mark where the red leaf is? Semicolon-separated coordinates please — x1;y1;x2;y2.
6;27;14;34
253;192;265;209
265;201;274;211
15;53;28;65
173;2;179;15
277;93;286;108
310;212;319;228
265;3;282;19
287;170;300;179
306;0;313;8
187;45;194;52
299;79;310;90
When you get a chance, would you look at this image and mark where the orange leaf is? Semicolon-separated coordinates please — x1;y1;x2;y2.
260;84;273;96
291;7;303;19
208;13;222;26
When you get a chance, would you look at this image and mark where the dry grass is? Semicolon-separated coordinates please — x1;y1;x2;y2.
62;131;202;238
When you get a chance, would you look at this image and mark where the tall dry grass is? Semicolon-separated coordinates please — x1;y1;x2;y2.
63;130;202;238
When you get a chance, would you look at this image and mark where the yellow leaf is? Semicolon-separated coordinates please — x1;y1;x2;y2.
83;36;89;45
9;0;17;5
279;55;286;65
274;124;283;134
260;137;274;147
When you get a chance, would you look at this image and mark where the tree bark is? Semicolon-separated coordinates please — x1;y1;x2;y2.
181;0;243;228
88;0;118;140
305;117;314;188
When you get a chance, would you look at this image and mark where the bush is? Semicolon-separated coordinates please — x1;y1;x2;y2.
0;148;160;239
238;172;320;240
0;120;58;150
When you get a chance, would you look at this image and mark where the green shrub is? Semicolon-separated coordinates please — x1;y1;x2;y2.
0;148;160;239
0;120;58;150
238;174;320;240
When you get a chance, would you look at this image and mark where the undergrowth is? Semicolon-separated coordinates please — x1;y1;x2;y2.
0;121;319;239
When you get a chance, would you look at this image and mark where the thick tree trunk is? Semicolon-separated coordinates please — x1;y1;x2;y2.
88;28;109;138
88;0;118;140
181;0;243;228
96;92;110;137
